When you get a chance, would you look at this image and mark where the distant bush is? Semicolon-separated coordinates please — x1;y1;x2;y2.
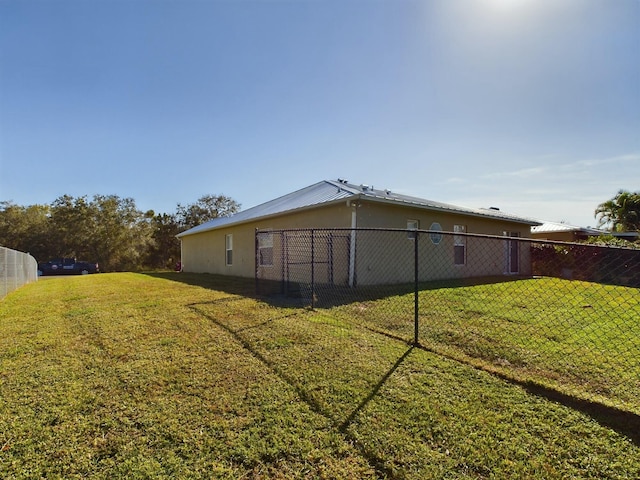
583;234;640;248
531;241;640;287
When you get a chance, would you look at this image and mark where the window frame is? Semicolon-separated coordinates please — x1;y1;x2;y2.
257;230;274;267
407;219;419;240
429;222;443;245
225;234;233;266
504;231;520;274
453;224;466;266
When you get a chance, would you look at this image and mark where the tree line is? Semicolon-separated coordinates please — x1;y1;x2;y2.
0;194;240;271
1;189;637;272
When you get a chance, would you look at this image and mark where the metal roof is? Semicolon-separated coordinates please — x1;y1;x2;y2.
343;181;541;225
532;221;603;235
177;180;541;238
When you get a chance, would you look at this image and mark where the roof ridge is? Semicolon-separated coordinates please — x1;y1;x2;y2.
324;179;362;195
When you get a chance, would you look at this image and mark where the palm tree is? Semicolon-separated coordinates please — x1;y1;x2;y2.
595;190;640;232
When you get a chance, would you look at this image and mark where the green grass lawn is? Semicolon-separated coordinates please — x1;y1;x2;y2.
329;277;640;412
1;273;639;479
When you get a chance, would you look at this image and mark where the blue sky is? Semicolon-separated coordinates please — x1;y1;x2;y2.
1;0;638;229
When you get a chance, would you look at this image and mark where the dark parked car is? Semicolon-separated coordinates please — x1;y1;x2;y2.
37;258;99;276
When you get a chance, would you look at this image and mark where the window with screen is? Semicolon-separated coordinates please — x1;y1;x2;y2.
454;225;466;265
225;234;233;266
258;231;273;266
407;219;419;240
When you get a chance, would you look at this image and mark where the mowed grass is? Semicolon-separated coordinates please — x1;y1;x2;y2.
330;277;640;412
0;273;639;479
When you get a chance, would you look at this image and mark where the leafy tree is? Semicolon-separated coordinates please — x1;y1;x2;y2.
49;195;93;259
584;234;640;249
176;194;240;230
1;192;241;271
48;194;154;271
0;201;51;260
595;190;640;232
145;213;181;269
89;195;154;271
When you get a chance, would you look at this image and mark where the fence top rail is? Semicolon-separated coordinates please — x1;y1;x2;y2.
256;228;640;251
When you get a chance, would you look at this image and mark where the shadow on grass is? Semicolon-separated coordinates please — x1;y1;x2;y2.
145;271;533;309
144;271;258;297
415;342;640;447
260;275;540;310
145;271;640;447
521;381;640;446
338;346;414;433
187;298;412;479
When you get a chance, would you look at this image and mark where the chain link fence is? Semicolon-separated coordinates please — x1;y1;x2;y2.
256;228;640;414
0;246;39;300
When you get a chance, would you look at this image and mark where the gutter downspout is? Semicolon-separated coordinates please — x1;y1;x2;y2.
348;201;357;287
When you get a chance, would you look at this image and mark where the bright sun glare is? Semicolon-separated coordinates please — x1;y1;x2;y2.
485;0;532;11
478;0;540;28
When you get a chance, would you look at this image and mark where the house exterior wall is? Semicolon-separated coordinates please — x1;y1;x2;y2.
531;231;592;242
531;231;574;242
181;202;352;278
352;202;532;285
181;198;534;285
352;230;532;286
354;201;531;236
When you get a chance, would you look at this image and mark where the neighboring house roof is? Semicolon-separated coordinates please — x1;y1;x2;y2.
531;221;603;236
178;179;541;238
612;231;640;240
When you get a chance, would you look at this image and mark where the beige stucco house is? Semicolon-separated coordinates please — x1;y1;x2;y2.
177;180;541;287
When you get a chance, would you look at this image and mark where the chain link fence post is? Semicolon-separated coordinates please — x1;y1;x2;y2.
414;230;419;345
311;229;316;310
